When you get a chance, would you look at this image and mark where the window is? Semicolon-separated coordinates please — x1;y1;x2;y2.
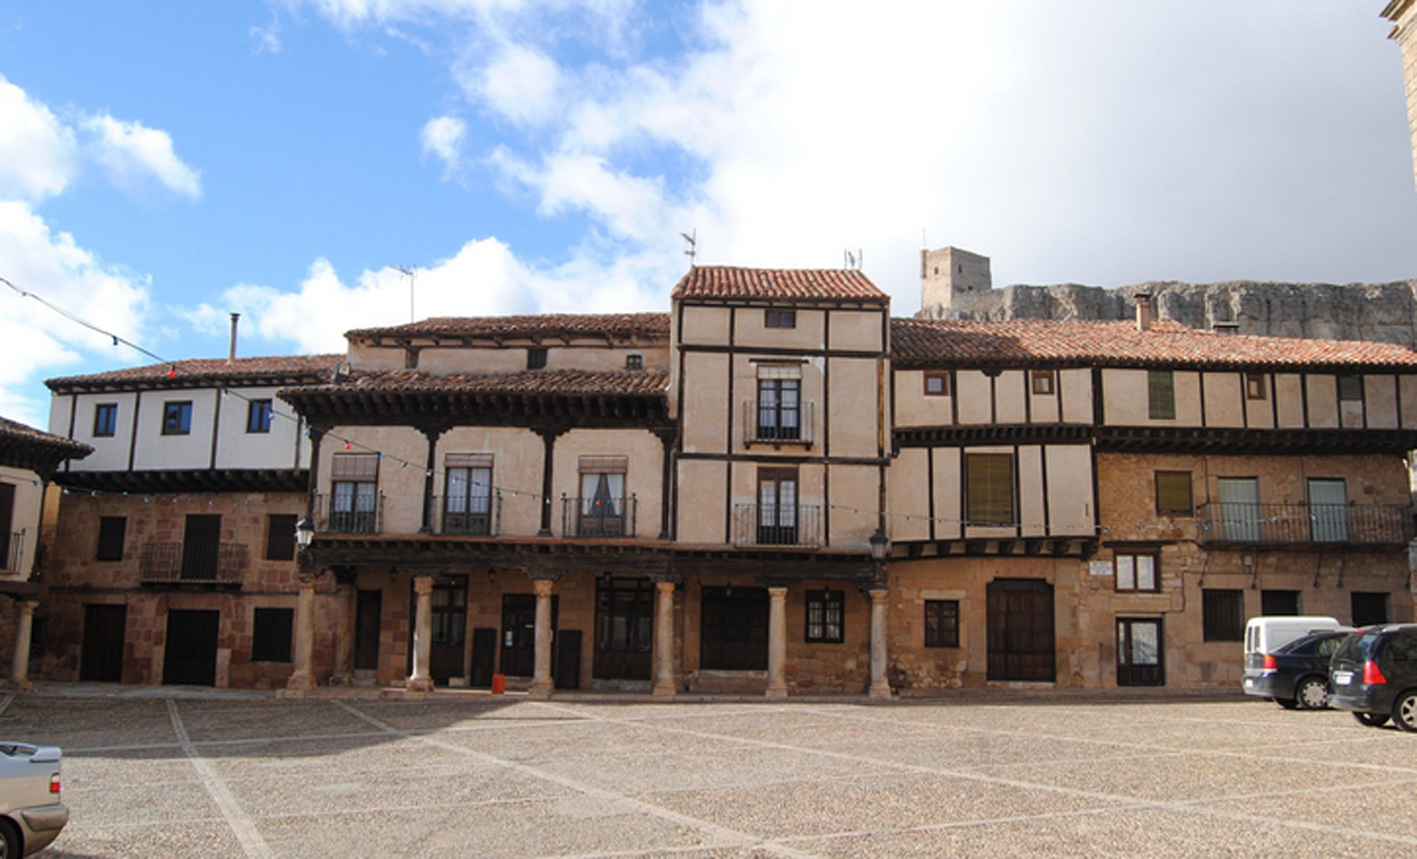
765;309;796;329
162;401;192;435
757;378;801;440
247;399;273;433
1202;589;1245;642
1351;592;1388;627
625;354;644;371
96;517;127;561
1155;471;1193;515
757;467;798;545
180;514;222;581
1031;370;1055;396
93;403;118;437
1148;370;1175;420
1114;550;1159;592
330;453;379;533
1245;374;1267;401
924;372;950;397
265;514;298;561
924;600;960;648
1337;374;1363;402
805;590;844;643
251;607;294;662
527;347;548;370
965;453;1014;526
445;454;493;535
578;456;627;537
1261;590;1300;616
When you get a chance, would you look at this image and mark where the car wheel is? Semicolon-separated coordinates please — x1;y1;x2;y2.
1395;692;1417;733
1354;711;1390;728
1275;697;1299;710
1295;676;1329;710
0;819;20;859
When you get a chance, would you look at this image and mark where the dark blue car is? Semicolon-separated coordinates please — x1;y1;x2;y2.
1242;630;1350;710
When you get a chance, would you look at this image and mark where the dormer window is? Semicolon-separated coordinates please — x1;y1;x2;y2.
527;347;548;370
765;309;796;329
625;354;644;371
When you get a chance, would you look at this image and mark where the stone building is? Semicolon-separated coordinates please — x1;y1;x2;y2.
1383;0;1417;193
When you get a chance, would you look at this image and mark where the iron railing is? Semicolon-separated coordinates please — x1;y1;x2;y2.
434;493;503;536
1196;501;1414;546
731;503;823;548
561;495;637;538
139;541;248;584
1;531;21;574
742;400;814;446
313;492;385;535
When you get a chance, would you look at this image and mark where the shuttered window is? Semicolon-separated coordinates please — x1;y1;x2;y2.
965;453;1014;526
1148;370;1175;420
1155;471;1193;515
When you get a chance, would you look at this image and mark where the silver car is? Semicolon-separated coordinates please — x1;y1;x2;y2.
0;744;67;857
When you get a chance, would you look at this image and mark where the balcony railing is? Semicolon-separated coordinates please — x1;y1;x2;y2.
1;532;21;574
139;541;248;584
313;492;385;535
731;503;823;548
561;495;637;538
1196;502;1414;546
434;494;503;537
743;400;814;447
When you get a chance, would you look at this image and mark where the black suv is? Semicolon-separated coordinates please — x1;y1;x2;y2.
1328;624;1417;731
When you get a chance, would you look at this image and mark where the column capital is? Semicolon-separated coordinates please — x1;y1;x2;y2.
413;575;436;596
533;578;554;597
17;601;37;617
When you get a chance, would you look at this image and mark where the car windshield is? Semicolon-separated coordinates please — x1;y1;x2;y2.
1333;630;1381;663
1276;634;1334;655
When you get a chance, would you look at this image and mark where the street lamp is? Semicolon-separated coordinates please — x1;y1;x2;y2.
295;516;314;551
869;528;889;573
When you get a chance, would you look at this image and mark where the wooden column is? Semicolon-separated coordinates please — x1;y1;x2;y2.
528;579;555;699
652;581;677;698
407;575;435;694
868;588;892;700
286;575;318;693
765;586;788;699
10;601;36;691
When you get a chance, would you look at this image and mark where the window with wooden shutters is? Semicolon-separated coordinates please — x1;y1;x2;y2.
265;514;297;561
1148;370;1175;420
96;516;127;561
1155;471;1193;515
965;453;1014;526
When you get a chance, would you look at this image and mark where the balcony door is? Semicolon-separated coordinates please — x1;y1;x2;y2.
1217;478;1260;542
181;515;222;581
1308;479;1348;542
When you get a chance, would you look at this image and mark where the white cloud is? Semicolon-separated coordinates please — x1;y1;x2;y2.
420;115;468;175
465;43;563;126
0;76;79;202
82;115;202;200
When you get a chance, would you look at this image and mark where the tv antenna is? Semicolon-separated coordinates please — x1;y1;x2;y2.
388;265;415;322
681;229;697;266
844;249;863;271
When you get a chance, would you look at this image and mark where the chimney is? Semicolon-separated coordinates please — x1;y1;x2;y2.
1135;293;1153;332
1213;321;1240;336
228;312;240;362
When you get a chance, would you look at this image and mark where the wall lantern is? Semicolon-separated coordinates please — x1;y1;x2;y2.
868;528;889;565
295;516;315;550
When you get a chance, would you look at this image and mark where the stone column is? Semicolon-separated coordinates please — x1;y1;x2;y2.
528;579;555;699
765;586;788;699
286;575;318;693
407;575;435;694
868;588;892;700
331;580;356;685
10;601;36;691
652;581;677;698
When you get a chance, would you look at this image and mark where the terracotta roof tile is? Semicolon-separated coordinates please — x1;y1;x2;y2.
671;267;888;302
46;355;344;391
891;318;1417;368
0;415;92;461
347;313;669;340
294;368;670;397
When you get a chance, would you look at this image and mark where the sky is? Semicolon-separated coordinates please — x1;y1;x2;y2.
2;1;1417;430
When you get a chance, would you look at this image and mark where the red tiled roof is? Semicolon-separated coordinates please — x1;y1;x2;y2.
671;267;888;302
0;415;92;462
891;318;1417;368
347;313;669;340
46;355;344;391
293;368;670;397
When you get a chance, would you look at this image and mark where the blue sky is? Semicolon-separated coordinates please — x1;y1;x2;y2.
2;1;1417;429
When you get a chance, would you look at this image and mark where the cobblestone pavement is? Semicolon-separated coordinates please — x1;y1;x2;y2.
5;688;1416;858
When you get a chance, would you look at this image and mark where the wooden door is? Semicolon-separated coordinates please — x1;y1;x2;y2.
181;514;222;580
430;577;468;685
986;579;1055;682
354;590;382;671
555;630;582;690
470;628;497;688
500;594;558;677
1116;618;1164;686
700;587;768;671
80;603;126;682
593;577;653;681
162;609;219;686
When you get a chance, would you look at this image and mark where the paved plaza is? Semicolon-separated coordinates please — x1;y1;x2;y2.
4;687;1416;858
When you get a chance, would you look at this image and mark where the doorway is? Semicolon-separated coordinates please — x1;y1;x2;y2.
594;577;653;681
986;579;1055;682
162;609;219;686
700;586;768;671
500;594;557;677
430;576;468;685
1116;617;1164;686
80;603;126;682
354;590;382;671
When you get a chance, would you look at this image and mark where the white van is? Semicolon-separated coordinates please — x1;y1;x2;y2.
1243;616;1345;657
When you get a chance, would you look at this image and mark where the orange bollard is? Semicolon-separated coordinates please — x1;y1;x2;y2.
491;673;505;695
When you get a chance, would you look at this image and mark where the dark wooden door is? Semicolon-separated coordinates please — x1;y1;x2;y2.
0;482;14;571
986;579;1055;682
593;577;653;681
500;594;557;677
555;629;582;690
470;627;497;688
181;515;222;581
80;603;126;682
1116;618;1165;687
354;590;382;671
163;609;219;686
430;577;468;685
700;587;768;671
